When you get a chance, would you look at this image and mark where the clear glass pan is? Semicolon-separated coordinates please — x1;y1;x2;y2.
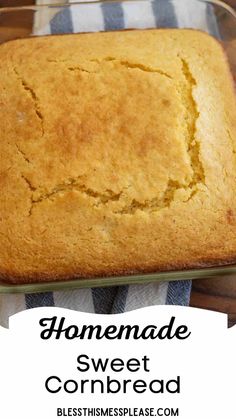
0;0;235;293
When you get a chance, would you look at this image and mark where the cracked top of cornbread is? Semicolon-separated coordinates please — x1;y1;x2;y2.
0;29;236;283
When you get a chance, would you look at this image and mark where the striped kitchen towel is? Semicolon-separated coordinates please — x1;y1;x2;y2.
0;0;220;326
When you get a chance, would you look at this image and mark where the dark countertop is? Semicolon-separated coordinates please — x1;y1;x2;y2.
191;277;236;326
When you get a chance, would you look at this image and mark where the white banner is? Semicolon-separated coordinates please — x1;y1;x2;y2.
0;306;235;418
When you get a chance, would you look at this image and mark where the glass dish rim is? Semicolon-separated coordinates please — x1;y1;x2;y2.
0;0;235;293
0;265;236;294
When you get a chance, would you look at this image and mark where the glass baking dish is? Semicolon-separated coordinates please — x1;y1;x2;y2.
0;0;236;294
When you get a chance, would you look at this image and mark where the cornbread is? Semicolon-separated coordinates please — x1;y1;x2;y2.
1;29;236;283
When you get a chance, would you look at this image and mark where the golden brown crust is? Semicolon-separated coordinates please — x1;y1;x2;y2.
1;29;236;284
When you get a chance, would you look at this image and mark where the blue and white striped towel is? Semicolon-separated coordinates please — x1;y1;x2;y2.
0;0;220;326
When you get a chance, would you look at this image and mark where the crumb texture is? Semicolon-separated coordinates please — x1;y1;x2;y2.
0;29;236;283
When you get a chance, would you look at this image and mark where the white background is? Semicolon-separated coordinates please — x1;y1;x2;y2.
0;306;235;418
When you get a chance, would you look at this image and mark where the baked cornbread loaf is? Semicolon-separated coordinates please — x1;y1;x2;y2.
1;29;236;283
